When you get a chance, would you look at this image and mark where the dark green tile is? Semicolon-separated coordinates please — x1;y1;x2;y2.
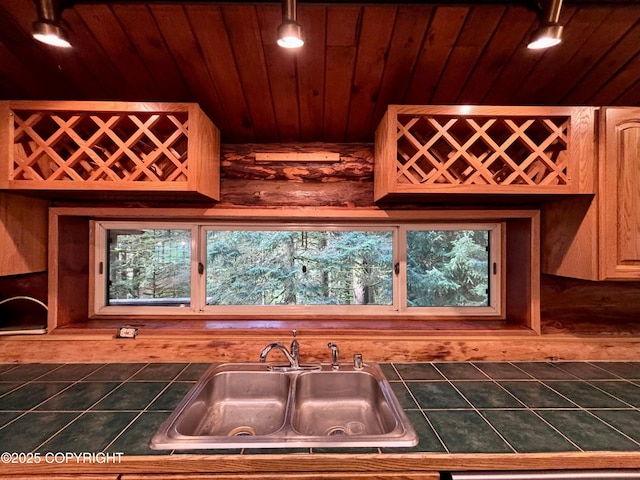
595;363;640;380
453;381;525;409
592;410;640;443
0;365;16;375
381;410;446;453
499;381;576;408
390;382;418;409
0;382;72;410
175;363;211;381
553;362;618;380
37;411;138;453
379;363;400;381
0;411;79;452
0;411;22;428
91;382;167;410
473;362;532;380
37;364;105;381
481;410;577;453
514;363;575;380
106;412;170;455
148;382;194;411
131;363;188;381
83;363;146;381
0;364;63;382
0;383;20;396
591;381;640;407
426;410;512;453
36;382;119;411
544;381;628;408
537;410;640;452
407;382;470;409
394;363;443;381
434;363;487;380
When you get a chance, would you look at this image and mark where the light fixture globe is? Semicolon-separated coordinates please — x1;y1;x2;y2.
527;24;563;50
32;20;71;48
277;20;304;49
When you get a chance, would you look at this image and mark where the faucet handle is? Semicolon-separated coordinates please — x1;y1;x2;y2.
292;329;297;339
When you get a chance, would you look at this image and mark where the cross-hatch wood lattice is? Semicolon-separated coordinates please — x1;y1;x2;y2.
11;110;190;183
395;115;570;186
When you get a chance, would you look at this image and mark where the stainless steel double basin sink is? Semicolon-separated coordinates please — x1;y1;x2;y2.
150;362;417;449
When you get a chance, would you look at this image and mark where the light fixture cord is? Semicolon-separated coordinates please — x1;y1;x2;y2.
542;0;563;24
36;0;61;23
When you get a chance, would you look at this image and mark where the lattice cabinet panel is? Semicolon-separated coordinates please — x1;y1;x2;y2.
0;101;220;200
375;105;596;201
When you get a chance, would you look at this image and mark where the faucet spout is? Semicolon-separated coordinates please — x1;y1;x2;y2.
259;342;297;367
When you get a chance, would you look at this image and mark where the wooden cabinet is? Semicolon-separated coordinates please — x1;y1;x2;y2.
0;101;220;201
374;105;596;202
542;107;640;281
0;192;47;276
599;108;640;279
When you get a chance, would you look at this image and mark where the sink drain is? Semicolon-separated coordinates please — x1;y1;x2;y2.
325;426;347;436
227;426;256;437
325;422;366;436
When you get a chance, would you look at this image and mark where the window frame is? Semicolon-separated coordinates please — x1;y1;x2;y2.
91;220;504;318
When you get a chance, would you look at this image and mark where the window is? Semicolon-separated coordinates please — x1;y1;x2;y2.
93;221;502;317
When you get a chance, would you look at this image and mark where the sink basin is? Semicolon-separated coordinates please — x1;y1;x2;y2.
292;371;397;437
150;362;417;449
173;370;290;437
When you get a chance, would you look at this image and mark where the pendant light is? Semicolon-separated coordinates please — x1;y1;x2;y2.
527;0;563;50
32;0;71;48
277;0;304;49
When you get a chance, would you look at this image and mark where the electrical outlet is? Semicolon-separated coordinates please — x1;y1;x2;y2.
116;326;138;339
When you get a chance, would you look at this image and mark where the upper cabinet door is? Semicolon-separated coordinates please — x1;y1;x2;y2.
600;108;640;280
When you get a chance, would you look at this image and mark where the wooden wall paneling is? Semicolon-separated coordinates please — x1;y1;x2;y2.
369;6;433;134
323;5;360;142
616;77;640;105
0;20;58;98
345;6;397;142
481;8;578;105
513;7;609;105
589;52;640;106
185;5;254;142
563;15;640;104
256;4;300;142
109;4;190;102
545;7;640;105
74;4;161;100
223;4;278;143
431;5;505;105
505;216;540;333
0;193;48;276
1;1;105;100
149;5;226;137
0;4;76;99
403;6;468;105
49;215;90;329
540;196;598;280
57;8;128;99
458;6;535;105
296;5;326;142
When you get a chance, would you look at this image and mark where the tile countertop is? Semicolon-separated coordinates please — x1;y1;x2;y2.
0;361;640;459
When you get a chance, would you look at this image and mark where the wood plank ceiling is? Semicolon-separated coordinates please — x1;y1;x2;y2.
1;0;639;143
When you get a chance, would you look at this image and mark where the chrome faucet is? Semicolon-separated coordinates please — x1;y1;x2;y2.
259;342;298;368
259;330;300;369
328;342;339;370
